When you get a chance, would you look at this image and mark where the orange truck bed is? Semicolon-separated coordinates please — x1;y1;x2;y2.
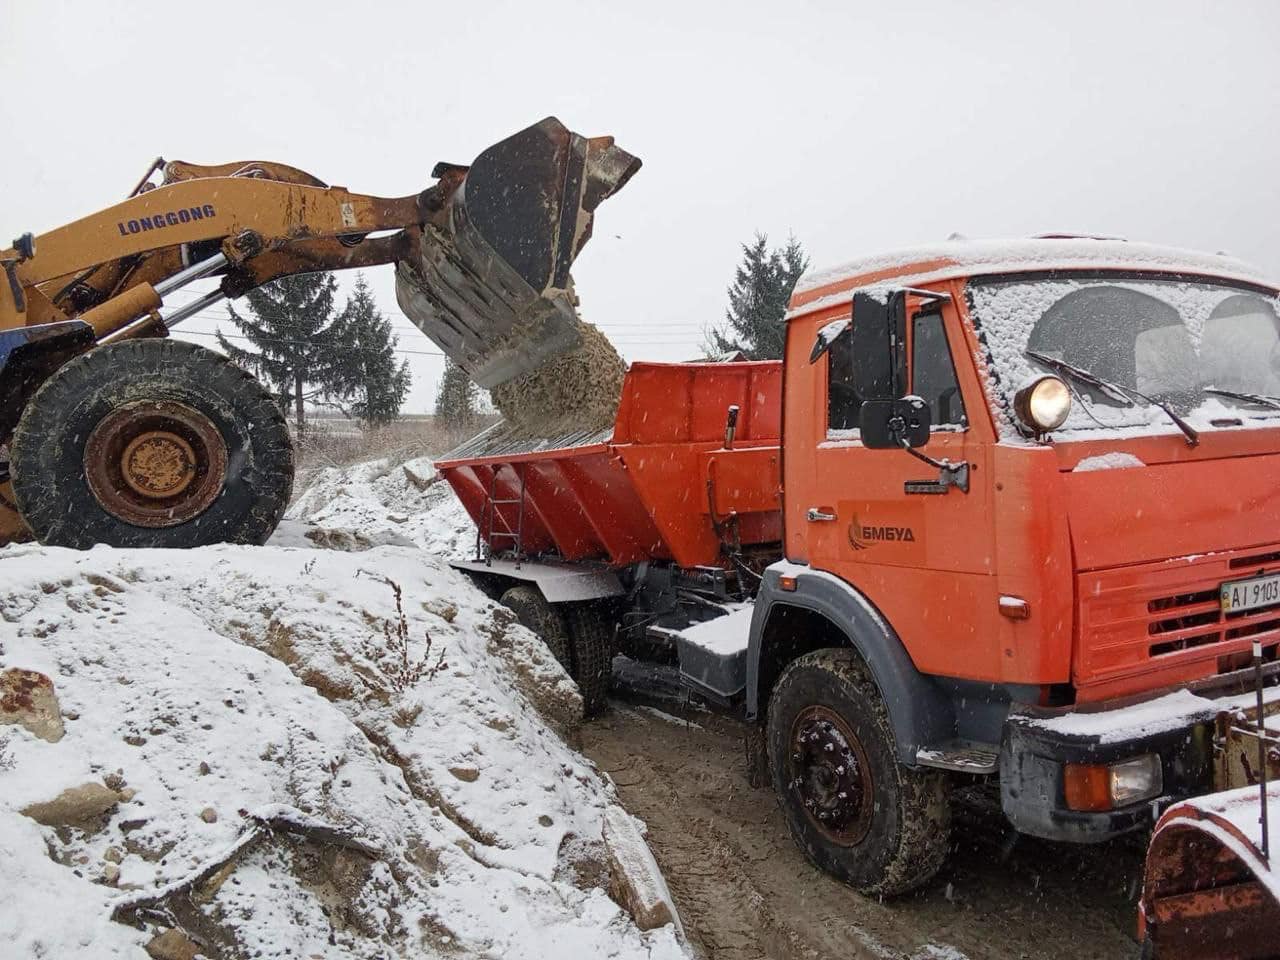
435;360;782;569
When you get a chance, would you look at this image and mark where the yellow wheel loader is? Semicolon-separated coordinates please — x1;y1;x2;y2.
0;118;639;548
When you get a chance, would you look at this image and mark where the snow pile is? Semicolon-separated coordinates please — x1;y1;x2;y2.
676;605;753;656
0;541;685;959
1027;684;1280;744
1073;452;1146;472
285;454;474;558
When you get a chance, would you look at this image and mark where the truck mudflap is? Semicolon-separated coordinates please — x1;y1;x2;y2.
450;557;624;604
1001;672;1280;843
395;117;640;389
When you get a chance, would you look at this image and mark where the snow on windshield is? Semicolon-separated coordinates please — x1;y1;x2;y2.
968;276;1280;438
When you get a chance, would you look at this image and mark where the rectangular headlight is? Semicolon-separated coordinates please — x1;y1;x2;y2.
1108;754;1162;806
1064;754;1162;811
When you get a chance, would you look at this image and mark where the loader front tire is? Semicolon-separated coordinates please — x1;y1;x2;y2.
11;338;293;549
767;649;951;896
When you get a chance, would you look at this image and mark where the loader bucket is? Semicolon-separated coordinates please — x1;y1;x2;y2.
395;117;640;389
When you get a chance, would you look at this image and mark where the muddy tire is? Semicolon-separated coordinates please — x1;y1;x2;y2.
766;648;950;896
564;602;613;717
499;585;573;671
10;339;293;549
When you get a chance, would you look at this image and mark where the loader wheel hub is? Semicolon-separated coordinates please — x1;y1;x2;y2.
788;705;874;846
121;432;197;497
85;401;228;528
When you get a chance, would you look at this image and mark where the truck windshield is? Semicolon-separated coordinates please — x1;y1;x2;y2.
967;276;1280;436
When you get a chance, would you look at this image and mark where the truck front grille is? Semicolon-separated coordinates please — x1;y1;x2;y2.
1076;547;1280;693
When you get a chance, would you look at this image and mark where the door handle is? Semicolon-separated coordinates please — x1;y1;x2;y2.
806;508;836;522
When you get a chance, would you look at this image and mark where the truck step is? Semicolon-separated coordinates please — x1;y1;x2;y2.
915;740;1000;774
675;606;753;704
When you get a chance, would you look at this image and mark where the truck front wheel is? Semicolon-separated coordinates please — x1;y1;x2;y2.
766;649;951;896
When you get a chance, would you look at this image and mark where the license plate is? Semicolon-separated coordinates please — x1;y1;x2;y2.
1220;571;1280;613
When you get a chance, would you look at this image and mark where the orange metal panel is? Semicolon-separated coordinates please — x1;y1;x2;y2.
521;459;606;560
556;455;663;564
1063;447;1280;571
439;359;783;570
705;448;782;516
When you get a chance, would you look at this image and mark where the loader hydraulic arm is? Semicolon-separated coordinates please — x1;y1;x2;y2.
1;174;434;332
0;116;639;386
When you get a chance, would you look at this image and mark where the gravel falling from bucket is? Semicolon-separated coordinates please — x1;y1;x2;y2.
489;320;626;438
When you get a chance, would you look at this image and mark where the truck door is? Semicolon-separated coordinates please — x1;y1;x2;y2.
804;294;998;679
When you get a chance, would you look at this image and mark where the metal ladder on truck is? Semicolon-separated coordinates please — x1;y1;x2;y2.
476;463;526;569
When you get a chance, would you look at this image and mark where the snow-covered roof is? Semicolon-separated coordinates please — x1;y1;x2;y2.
789;237;1278;319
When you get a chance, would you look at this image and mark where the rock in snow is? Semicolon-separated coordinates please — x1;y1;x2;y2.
20;781;122;830
0;534;686;959
0;666;65;742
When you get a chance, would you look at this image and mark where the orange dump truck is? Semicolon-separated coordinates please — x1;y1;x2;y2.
438;237;1280;896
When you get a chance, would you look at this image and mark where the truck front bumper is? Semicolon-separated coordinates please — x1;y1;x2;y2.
999;718;1212;843
999;670;1279;843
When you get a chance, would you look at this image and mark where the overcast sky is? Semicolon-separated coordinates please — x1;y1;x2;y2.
5;1;1278;412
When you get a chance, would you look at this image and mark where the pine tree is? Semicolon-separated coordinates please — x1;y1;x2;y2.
434;358;479;431
217;273;348;433
329;274;411;426
706;233;809;360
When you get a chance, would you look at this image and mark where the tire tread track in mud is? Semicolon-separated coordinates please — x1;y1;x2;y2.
584;702;1142;960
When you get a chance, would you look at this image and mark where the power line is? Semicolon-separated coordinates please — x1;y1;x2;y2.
175;329;446;357
174;312;706;347
162;286;710;334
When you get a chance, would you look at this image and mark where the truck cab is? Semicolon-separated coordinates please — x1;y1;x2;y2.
749;238;1280;891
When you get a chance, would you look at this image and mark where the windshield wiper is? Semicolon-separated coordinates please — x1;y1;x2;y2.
1025;349;1200;447
1203;387;1280;411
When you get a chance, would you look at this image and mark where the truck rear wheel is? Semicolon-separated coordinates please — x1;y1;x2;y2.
499;585;573;671
766;649;951;896
10;338;293;549
564;602;612;718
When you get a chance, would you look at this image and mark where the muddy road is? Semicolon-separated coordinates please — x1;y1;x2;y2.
582;702;1143;960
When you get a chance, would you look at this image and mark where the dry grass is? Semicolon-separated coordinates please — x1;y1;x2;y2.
352;576;448;704
291;415;498;474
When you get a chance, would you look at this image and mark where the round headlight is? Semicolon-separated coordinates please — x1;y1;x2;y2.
1014;375;1071;433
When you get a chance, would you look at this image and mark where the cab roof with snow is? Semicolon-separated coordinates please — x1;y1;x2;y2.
787;236;1278;320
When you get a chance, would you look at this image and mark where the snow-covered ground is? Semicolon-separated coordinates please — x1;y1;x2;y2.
285;455;474;557
0;456;685;959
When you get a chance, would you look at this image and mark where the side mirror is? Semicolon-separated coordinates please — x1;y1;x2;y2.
859;397;930;449
848;290;907;400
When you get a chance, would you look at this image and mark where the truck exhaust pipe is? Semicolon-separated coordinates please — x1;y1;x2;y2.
395;117;640;389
